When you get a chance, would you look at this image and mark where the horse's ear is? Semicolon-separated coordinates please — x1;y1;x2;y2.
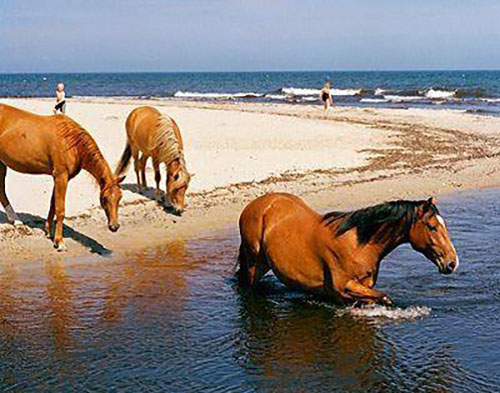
417;198;432;217
428;196;438;206
116;175;126;184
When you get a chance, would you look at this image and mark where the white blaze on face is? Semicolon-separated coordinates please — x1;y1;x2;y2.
436;214;459;271
436;215;446;228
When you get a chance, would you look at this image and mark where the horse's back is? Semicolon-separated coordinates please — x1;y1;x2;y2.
126;106;179;155
0;104;67;174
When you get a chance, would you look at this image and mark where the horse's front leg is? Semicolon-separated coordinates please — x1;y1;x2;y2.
53;173;69;252
343;279;394;307
0;162;22;226
45;187;56;238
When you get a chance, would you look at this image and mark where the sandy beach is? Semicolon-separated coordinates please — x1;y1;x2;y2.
1;97;500;264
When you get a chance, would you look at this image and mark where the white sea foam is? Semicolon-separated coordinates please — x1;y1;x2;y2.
375;88;387;96
425;88;456;99
360;98;389;103
281;87;361;96
349;305;431;320
384;95;423;102
173;91;262;99
264;94;288;100
332;88;362;96
281;87;321;96
481;98;500;103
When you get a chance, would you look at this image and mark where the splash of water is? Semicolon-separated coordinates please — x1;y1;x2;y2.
349;305;431;320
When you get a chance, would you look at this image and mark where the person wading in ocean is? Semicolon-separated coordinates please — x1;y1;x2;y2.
320;82;333;117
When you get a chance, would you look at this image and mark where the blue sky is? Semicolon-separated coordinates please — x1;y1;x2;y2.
1;0;499;72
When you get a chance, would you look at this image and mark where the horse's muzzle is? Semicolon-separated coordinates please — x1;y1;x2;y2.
439;258;459;275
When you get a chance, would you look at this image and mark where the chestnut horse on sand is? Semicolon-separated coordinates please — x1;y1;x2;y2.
0;104;123;251
237;193;459;306
115;106;191;215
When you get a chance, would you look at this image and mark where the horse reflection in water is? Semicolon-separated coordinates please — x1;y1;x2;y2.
102;239;192;322
237;290;464;391
0;238;195;389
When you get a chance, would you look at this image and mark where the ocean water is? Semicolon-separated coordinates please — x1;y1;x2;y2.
1;71;500;114
1;188;500;392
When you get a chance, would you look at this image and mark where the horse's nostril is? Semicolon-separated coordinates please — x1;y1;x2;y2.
448;261;456;272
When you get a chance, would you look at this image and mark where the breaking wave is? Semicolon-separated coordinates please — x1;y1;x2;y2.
425;88;456;99
281;87;362;96
171;86;500;108
174;91;263;99
360;98;389;103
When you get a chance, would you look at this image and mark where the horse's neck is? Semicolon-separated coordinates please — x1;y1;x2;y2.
373;222;410;263
81;151;114;189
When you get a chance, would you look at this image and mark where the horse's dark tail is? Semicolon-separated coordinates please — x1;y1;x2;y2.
115;142;132;178
235;243;246;286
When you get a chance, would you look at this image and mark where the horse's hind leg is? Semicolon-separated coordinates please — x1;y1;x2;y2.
131;148;142;193
237;242;270;289
139;154;149;189
152;158;163;202
0;162;22;225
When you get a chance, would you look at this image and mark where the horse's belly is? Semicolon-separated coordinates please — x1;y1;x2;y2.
265;231;325;293
0;153;50;174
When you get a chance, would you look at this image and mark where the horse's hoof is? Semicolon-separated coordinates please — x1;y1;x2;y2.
12;220;23;227
54;242;68;252
381;295;394;308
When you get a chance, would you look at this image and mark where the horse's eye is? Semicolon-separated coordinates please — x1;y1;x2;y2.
427;224;437;232
174;174;179;181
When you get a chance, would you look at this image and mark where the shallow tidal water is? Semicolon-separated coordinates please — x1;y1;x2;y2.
1;190;500;392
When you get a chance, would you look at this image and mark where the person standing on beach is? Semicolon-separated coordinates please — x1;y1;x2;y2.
320;82;333;117
53;83;66;114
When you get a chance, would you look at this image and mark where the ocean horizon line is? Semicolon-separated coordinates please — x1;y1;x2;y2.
1;69;500;76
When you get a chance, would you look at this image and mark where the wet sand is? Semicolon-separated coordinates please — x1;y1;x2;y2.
1;97;500;264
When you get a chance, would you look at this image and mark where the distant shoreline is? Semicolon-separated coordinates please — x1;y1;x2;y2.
1;70;499;114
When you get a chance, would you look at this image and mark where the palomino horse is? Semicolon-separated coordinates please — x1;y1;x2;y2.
0;104;123;251
115;106;191;215
237;193;458;306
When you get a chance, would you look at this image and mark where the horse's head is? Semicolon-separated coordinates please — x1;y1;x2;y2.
166;159;191;215
409;197;458;275
100;175;124;232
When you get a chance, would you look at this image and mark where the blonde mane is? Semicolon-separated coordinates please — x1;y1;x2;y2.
153;114;187;169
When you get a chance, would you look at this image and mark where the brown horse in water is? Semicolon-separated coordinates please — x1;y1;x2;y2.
0;104;123;251
238;193;458;306
115;106;191;215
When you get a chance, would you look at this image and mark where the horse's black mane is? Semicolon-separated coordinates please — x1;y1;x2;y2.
322;200;438;245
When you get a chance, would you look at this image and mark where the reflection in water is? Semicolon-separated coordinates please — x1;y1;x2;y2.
1;189;500;391
238;291;383;390
45;260;75;355
236;288;469;392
